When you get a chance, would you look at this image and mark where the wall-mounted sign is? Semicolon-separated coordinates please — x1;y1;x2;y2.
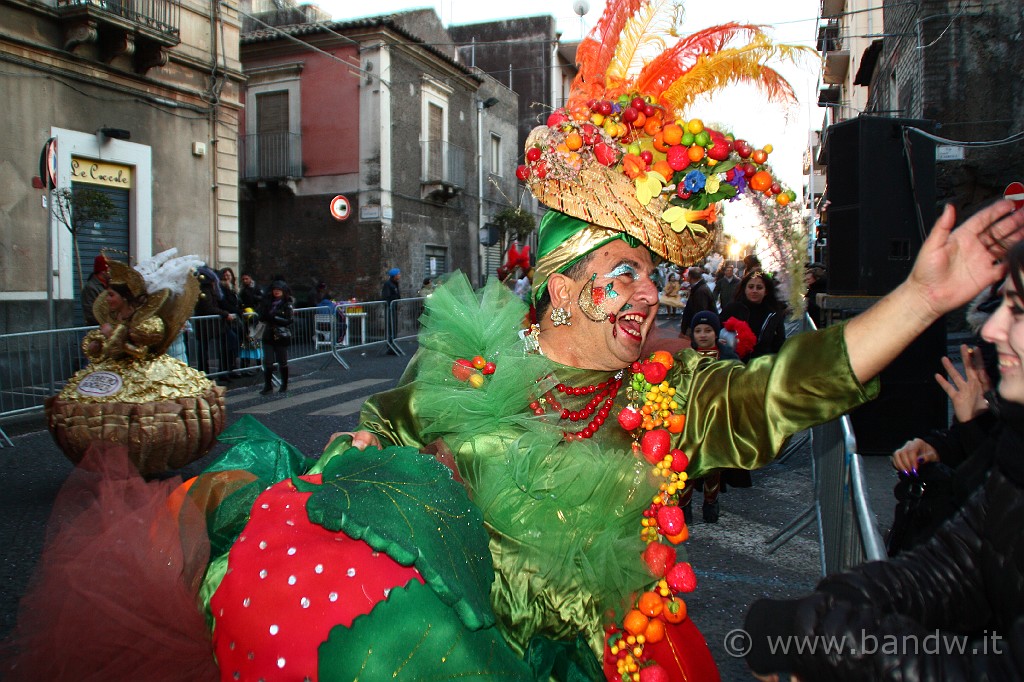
71;158;132;188
39;137;58;189
330;195;351;221
1005;181;1024;210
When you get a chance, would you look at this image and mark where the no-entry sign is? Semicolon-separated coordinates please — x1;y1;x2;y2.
1004;182;1024;210
330;195;350;221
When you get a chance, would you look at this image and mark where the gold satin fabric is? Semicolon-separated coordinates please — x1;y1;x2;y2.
531;225;622;303
359;323;878;656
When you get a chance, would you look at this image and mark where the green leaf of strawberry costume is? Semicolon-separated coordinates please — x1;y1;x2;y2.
318;579;531;680
292;444;495;631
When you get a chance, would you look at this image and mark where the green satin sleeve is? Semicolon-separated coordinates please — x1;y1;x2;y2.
676;321;880;479
357;353;430;451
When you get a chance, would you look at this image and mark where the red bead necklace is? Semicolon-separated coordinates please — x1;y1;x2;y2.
529;370;625;441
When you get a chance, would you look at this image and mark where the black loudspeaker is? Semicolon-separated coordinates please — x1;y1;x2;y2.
825;117;937;295
848;318;947;455
824;117;945;454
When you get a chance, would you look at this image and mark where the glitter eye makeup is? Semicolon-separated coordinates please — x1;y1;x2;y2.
604;282;618;299
604;263;639;281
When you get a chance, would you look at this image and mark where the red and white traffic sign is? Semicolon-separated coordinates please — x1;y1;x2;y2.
1004;182;1024;210
329;195;350;221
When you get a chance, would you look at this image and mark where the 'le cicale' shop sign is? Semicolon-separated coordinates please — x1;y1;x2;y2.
71;157;132;189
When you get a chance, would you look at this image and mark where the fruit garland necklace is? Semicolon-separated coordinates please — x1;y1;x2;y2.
603;350;697;682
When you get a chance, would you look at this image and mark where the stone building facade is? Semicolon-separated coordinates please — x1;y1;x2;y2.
862;0;1024;212
239;10;519;302
0;0;244;332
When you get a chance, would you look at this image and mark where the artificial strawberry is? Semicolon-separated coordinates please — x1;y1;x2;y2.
669;448;689;472
593;142;619;167
641;361;667;385
618;406;643;431
666;561;697;593
656;505;685;536
210;475;424;681
639;663;671;682
640;428;672;465
642;541;677;578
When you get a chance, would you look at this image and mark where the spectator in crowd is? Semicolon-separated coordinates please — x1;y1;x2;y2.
745;238;1024;682
239;272;262;311
193;265;231;378
679;266;716;337
715;261;741;312
381;267;401;354
742;253;761;278
721;269;787;359
417;278;435;298
315;287;347;344
804;263;828;328
219;268;242;378
80;254;109;325
259;280;294;395
681;310;739;523
513;270;532;303
659;272;685;316
886;344;998;555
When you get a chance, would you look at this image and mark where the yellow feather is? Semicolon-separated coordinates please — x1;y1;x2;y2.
661;38;812;111
606;0;677;89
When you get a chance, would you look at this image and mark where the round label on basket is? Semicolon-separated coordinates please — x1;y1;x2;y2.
76;371;124;398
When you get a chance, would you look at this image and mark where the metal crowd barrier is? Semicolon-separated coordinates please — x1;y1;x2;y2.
764;313;886;574
0;297;430;438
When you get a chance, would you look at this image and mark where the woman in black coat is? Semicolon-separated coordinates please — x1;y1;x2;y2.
720;269;787;359
744;240;1024;681
258;280;294;395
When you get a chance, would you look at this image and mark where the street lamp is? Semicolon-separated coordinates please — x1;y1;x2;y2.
477;96;499;286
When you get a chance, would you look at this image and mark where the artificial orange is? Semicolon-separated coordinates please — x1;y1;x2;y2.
650;350;674;369
644;117;663;137
749;170;772;192
686;145;705;163
652;161;674;183
638;591;664;617
565;132;583;151
666;413;685;434
662;597;687;623
644;617;666;644
662;124;683;146
623;609;650;636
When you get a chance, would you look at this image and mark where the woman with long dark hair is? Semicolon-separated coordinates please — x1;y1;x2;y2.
721;269;787;359
258;280;294;395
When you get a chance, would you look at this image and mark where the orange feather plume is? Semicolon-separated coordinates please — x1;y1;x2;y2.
570;0;645;107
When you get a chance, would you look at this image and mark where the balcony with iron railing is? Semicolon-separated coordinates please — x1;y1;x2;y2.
420;139;467;202
57;0;180;73
817;20;850;85
239;132;303;181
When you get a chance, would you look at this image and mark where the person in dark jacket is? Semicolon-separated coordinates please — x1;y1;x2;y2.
804;263;828;329
381;267;401;353
744;241;1024;682
218;268;242;378
679;266;716;337
193;265;233;376
721;269;787;359
886;343;998;555
259;280;294;395
80;254;109;325
239;272;263;311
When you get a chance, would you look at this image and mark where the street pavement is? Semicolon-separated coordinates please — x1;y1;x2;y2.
0;322;907;681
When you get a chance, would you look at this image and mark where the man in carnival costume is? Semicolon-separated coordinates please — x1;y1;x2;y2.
5;3;1022;682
